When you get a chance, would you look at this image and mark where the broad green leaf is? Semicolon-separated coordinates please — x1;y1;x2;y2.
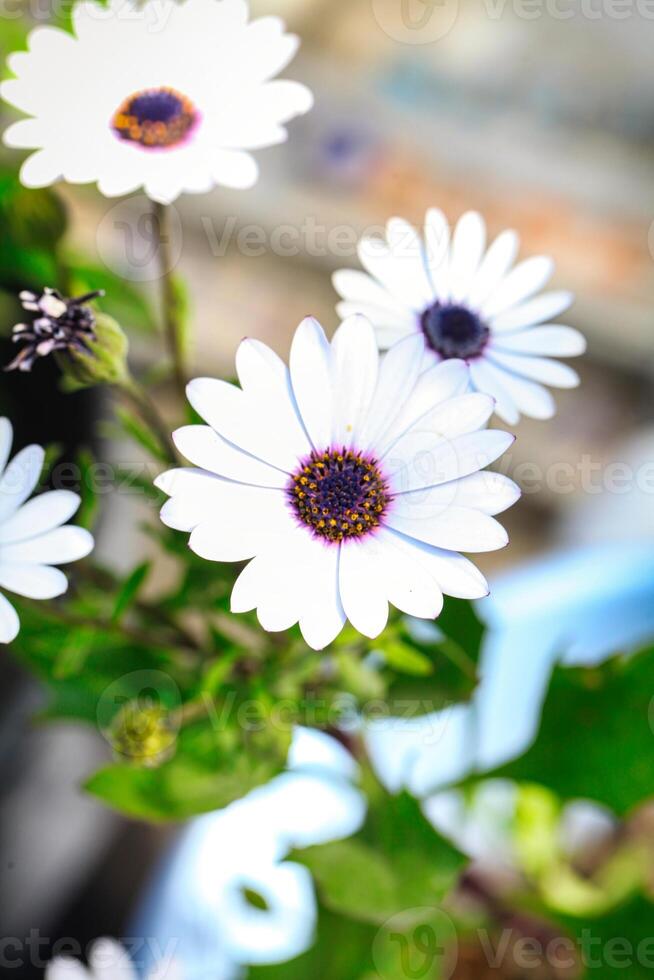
492;648;654;816
294;788;464;926
85;717;284;822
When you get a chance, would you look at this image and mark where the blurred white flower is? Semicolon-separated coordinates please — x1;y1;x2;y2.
156;316;519;649
0;418;93;643
1;0;313;204
334;210;586;424
136;727;366;979
46;937;181;980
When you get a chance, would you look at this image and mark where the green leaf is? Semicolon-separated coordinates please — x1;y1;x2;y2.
298;840;397;924
115;405;168;461
85;717;284;822
112;561;151;623
492;647;654;816
294;788;465;926
381;640;434;676
559;895;654;979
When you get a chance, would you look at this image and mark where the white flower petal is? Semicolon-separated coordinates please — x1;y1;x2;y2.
0;526;93;565
370;528;444;619
339;539;389;639
88;938;136;980
45;960;90;980
491;325;586;357
386;426;513;495
394;471;520;519
187;377;309;473
0;490;80;545
360;334;425;451
0;418;14;477
19;150;62;188
332;270;413;322
0;592;20;644
467;229;519;309
375;358;471;456
480;364;556;420
384;392;494;460
385;217;435;309
489;290;575;334
391;534;489;599
0;562;68;599
386;505;508;553
289;317;333;450
189;486;291;562
357;236;427;313
487;350;580;389
335;301;415;338
423;208;451;301
331;315;379;447
299;543;345;650
173;426;287;489
469;359;520;425
448;211;486;304
482;256;554;319
0;445;44;524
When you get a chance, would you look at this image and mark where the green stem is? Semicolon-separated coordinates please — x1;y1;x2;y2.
438;636;479;683
119;375;178;465
153;200;187;399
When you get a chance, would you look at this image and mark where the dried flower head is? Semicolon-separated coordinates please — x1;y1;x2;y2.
6;287;103;372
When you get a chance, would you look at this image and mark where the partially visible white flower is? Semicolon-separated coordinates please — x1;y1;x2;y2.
136;727;365;978
46;938;181;980
0;418;93;642
1;0;313;204
156;315;519;650
334;210;586;424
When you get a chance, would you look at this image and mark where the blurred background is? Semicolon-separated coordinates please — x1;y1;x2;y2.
0;0;653;976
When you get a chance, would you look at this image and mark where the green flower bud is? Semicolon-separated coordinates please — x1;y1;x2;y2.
57;311;130;389
108;701;177;768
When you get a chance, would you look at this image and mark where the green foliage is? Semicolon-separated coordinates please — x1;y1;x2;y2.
0;166;68;292
69;261;157;335
86;715;288;822
294;788;464;926
492;647;654;815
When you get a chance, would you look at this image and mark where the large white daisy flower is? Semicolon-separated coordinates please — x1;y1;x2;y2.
1;0;313;204
0;418;94;643
334;210;586;424
156;316;519;650
46;938;181;980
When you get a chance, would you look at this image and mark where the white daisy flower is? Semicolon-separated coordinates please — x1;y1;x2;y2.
46;938;181;980
0;418;93;643
156;316;519;650
1;0;313;204
334;210;586;424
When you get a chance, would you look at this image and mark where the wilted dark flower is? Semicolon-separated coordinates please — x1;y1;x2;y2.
5;287;103;372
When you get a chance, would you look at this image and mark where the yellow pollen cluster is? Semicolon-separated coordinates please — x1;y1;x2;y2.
288;448;390;543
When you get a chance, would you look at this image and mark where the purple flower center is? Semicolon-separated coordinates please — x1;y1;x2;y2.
288;448;391;542
112;87;198;149
421;302;490;360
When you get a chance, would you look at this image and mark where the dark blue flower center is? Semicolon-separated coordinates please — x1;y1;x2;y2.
288;449;391;542
421;302;490;360
112;87;198;149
